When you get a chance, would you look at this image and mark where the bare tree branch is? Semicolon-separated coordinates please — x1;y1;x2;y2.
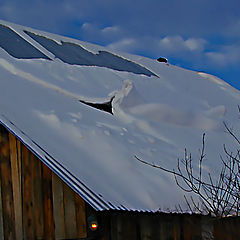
136;118;240;217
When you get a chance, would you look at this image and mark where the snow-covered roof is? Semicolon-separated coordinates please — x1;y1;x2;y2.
0;20;240;212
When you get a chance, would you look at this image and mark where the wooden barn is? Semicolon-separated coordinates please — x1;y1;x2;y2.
1;126;240;239
0;20;240;239
0;128;240;239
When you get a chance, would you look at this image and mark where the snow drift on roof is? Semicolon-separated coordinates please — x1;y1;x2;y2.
0;20;240;212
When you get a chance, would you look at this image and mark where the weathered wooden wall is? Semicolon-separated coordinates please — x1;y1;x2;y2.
1;124;240;240
96;212;203;240
0;125;87;239
96;211;240;240
213;216;240;240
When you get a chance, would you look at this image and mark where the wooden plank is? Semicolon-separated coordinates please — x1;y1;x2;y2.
0;126;16;239
183;215;201;240
52;172;66;239
150;215;163;240
16;139;22;188
173;215;181;240
213;220;223;240
63;182;77;238
231;217;240;240
110;214;122;240
121;215;137;240
32;155;44;239
98;212;111;240
0;159;4;240
22;144;35;239
75;192;87;238
139;216;152;240
42;163;55;239
9;133;23;240
232;217;240;240
201;216;213;240
158;215;173;240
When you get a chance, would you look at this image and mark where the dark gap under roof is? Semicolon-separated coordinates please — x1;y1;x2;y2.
24;30;157;77
0;24;50;60
79;97;114;115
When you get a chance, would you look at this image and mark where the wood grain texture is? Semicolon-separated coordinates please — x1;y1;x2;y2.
0;126;16;239
183;215;201;240
32;155;44;239
9;133;23;240
0;159;4;240
75;192;87;238
42;163;55;239
63;182;77;238
16;139;22;187
22;144;35;239
52;172;66;240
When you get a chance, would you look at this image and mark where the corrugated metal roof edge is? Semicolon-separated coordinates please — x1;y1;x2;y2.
0;115;115;211
0;115;201;214
99;209;207;216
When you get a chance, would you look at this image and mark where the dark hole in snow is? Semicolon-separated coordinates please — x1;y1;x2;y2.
79;97;114;115
24;30;157;77
157;57;168;63
0;24;51;60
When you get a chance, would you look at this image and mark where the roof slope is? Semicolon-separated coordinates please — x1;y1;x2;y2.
0;20;240;212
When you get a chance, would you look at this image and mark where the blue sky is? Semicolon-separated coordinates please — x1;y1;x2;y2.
1;0;240;89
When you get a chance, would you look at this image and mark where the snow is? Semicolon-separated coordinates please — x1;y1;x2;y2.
0;20;240;212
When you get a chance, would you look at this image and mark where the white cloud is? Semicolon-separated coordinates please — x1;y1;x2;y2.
81;22;94;31
206;44;240;67
101;26;120;34
185;38;206;51
106;35;208;60
159;36;207;53
106;33;240;71
107;38;138;52
205;52;226;66
81;22;124;43
81;23;121;37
